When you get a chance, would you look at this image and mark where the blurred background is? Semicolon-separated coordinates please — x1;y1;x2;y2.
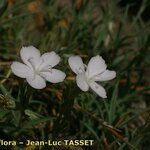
0;0;149;150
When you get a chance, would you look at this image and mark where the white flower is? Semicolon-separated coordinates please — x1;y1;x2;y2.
11;46;66;89
68;55;116;98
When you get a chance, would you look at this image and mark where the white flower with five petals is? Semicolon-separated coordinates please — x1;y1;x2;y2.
11;46;66;89
68;55;116;98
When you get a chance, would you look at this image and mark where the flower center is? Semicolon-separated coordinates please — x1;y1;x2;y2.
76;67;85;74
28;57;53;80
87;70;106;82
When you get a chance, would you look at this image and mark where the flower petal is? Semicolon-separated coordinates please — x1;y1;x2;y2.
20;46;41;68
40;51;61;69
86;55;107;78
94;70;116;81
11;62;33;78
41;69;66;83
68;56;85;74
26;75;46;89
76;73;89;91
89;81;107;98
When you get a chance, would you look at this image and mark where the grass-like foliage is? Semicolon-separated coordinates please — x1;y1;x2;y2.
0;0;149;149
